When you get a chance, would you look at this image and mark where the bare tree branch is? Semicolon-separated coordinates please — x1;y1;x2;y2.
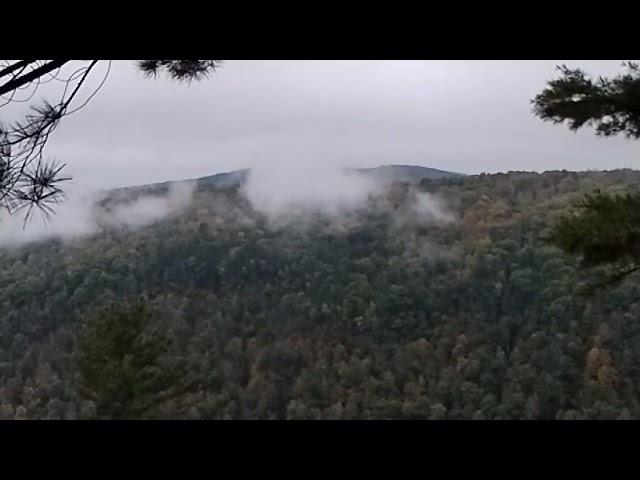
0;60;70;97
0;59;219;225
0;60;37;80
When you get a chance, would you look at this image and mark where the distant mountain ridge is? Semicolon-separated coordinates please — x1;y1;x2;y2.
108;165;463;200
194;164;462;188
346;165;464;183
197;169;250;187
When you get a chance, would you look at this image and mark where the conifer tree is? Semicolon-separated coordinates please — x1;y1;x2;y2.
533;62;640;286
74;299;189;419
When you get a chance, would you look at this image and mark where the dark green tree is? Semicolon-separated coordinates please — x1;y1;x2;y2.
73;299;189;419
533;62;640;286
532;62;640;139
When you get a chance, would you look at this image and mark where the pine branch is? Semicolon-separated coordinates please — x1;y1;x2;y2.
0;60;70;97
0;60;37;80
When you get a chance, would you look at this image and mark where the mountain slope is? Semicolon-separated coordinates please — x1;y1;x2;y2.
149;165;463;192
3;169;640;419
350;165;464;183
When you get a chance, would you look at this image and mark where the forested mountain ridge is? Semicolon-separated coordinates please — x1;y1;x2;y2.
113;164;462;196
348;165;464;183
2;168;640;419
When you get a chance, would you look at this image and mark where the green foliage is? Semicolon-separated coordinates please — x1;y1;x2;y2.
2;170;640;419
73;299;188;419
534;62;640;287
532;62;640;138
549;190;640;265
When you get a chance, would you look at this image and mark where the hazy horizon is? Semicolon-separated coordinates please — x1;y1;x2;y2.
2;60;634;193
2;60;639;244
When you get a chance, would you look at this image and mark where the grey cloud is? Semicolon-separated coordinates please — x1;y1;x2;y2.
0;181;195;246
40;60;636;190
1;60;637;239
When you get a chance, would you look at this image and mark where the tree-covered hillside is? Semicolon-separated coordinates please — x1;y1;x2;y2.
2;169;640;419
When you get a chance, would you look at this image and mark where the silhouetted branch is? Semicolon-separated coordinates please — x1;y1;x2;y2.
0;60;70;97
0;59;219;225
0;60;37;80
138;60;221;82
532;62;640;139
0;60;100;221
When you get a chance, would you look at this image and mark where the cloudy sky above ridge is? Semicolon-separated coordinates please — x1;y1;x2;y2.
7;60;638;192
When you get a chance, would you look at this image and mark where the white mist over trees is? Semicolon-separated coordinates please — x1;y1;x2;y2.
0;181;195;245
242;162;380;219
0;163;455;246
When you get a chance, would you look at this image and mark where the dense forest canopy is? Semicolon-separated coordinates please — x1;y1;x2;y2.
2;168;640;419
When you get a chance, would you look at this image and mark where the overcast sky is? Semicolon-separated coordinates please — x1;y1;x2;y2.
12;60;639;191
